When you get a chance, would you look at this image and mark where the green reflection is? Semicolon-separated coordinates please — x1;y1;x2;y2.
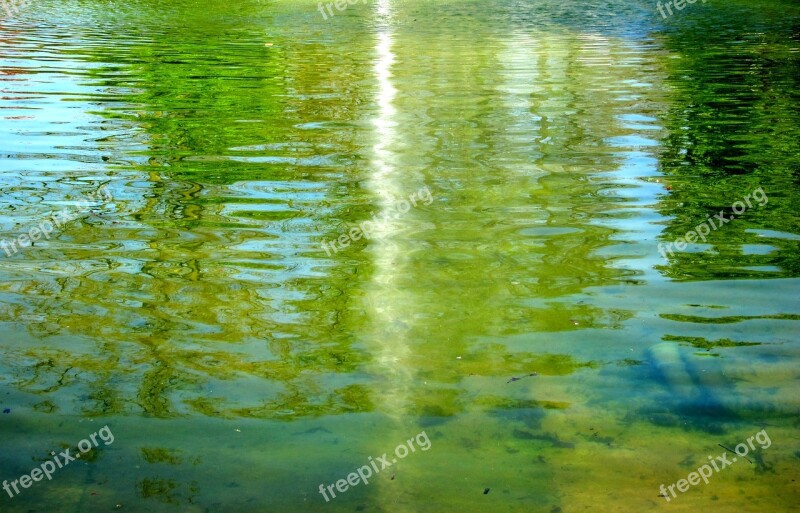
0;0;798;512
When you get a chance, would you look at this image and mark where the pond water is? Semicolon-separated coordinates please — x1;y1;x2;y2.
1;0;798;511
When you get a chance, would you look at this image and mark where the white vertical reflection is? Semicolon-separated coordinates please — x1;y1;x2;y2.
371;29;398;213
364;0;414;419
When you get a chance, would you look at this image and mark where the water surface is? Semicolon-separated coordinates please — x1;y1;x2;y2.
1;0;799;511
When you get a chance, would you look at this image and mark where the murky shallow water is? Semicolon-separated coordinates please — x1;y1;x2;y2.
1;0;799;511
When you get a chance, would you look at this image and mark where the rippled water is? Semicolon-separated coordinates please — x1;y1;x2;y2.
1;0;799;511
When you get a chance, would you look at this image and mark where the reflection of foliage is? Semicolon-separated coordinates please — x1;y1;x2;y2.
477;397;571;411
0;0;375;422
655;3;800;280
138;362;183;418
334;383;374;412
19;358;73;393
412;388;462;418
207;383;375;420
512;430;575;448
32;400;58;413
420;344;596;383
662;334;761;350
500;304;633;333
480;396;571;432
75;446;101;463
411;347;592;420
183;397;229;418
660;313;800;324
141;447;184;465
31;442;101;464
137;478;199;505
179;345;367;380
4;0;761;428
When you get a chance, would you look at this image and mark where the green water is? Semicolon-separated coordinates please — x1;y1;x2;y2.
1;0;799;511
